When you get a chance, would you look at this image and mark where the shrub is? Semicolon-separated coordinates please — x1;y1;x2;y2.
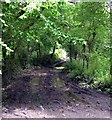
64;60;83;78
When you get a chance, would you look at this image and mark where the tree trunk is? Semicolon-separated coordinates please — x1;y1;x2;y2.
69;40;72;62
110;2;112;82
51;42;56;59
83;44;86;69
2;47;6;65
38;43;41;57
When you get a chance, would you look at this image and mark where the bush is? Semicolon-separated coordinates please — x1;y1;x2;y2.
64;60;83;78
64;54;111;94
2;57;21;88
31;53;59;67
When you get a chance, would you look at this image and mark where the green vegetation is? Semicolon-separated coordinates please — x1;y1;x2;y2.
1;1;111;93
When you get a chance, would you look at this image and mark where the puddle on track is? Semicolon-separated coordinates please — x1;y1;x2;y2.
30;77;43;86
30;76;89;105
52;78;67;89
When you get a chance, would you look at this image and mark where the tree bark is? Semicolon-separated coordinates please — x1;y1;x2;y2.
51;42;56;59
110;2;112;81
69;40;72;62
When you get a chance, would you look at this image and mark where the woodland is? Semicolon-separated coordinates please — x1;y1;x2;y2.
1;0;112;118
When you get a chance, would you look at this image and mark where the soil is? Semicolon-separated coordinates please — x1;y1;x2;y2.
2;67;112;118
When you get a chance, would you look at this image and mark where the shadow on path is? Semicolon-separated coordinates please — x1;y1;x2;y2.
2;67;111;118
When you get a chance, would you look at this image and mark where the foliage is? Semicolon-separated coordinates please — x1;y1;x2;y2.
1;1;111;93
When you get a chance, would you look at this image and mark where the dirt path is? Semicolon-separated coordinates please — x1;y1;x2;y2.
2;67;111;118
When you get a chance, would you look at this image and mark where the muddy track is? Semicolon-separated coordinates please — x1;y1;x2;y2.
2;67;111;118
